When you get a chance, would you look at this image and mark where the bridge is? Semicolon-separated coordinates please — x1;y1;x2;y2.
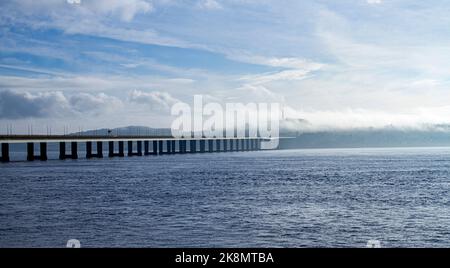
0;135;271;162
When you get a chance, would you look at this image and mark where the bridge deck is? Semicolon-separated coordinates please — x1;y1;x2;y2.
0;135;268;144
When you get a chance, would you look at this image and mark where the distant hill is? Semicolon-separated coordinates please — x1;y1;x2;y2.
70;126;171;136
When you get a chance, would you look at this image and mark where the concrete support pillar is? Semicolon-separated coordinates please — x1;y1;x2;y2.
109;141;114;157
59;142;66;160
179;140;185;154
71;142;78;159
86;141;93;158
96;141;103;158
229;140;234;152
128;141;133;156
26;142;47;161
137;141;142;156
153;141;158;155
1;143;10;162
108;141;125;158
118;141;124;157
158;140;163;155
27;143;34;161
171;140;176;154
40;142;47;161
190;140;196;153
144;141;150;155
166;140;172;154
216;139;221;152
208;140;214;153
246;139;250;151
200;140;205;153
223;139;228;152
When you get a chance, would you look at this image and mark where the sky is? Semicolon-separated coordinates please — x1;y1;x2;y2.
1;0;450;134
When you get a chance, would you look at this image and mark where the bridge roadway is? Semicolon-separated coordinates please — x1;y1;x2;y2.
0;135;269;162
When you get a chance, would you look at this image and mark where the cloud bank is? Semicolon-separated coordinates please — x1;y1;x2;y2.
0;90;122;119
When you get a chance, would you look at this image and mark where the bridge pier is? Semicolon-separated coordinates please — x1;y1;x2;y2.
1;143;9;162
216;140;221;152
152;141;158;155
119;141;124;156
208;140;214;153
190;140;196;153
144;141;150;155
59;142;73;160
179;140;186;154
27;143;33;161
137;141;142;156
223;139;228;152
127;141;142;156
200;140;206;153
40;143;48;161
128;141;133;156
71;142;78;159
166;140;172;154
27;142;47;161
97;142;103;158
86;142;91;158
172;140;176;154
158;140;163;155
86;141;103;159
108;141;124;157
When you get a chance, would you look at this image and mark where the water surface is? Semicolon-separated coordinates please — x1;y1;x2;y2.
1;147;450;247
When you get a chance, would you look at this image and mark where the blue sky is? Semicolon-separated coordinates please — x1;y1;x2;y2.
1;0;450;133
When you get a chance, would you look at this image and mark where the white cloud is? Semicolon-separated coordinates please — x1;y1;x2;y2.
83;0;153;22
67;0;81;5
228;53;323;70
237;84;285;103
0;0;188;50
69;92;123;114
15;0;153;22
197;0;222;10
239;69;312;85
367;0;382;4
0;90;122;119
128;90;180;110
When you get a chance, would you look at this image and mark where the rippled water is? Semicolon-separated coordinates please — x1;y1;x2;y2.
1;147;450;247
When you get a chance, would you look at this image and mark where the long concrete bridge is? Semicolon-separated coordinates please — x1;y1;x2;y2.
0;135;270;162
